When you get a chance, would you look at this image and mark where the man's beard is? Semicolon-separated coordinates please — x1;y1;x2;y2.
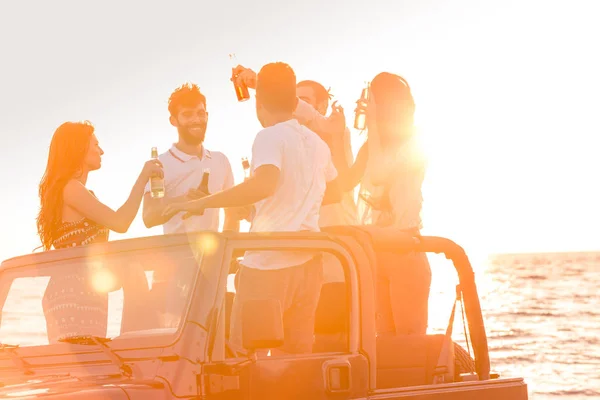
178;124;206;146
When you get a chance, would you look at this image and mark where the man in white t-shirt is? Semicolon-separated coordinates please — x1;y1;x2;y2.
233;80;357;230
228;68;351;227
165;62;337;353
142;82;238;234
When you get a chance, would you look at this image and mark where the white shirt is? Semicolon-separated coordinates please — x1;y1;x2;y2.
145;145;234;234
357;135;426;230
242;119;337;270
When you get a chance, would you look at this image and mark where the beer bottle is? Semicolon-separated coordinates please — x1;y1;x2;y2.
198;168;210;194
229;53;250;102
150;147;165;198
354;83;369;131
241;157;250;180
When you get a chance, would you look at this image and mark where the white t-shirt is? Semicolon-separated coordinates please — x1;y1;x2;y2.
241;119;337;270
357;135;426;230
145;145;234;234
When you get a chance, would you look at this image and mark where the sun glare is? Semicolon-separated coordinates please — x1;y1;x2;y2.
90;267;117;294
193;233;219;256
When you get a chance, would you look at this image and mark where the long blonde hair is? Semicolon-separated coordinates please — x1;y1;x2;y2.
36;121;94;250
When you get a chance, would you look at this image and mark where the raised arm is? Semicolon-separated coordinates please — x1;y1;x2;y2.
163;129;282;218
232;65;345;141
323;142;369;204
293;98;334;141
64;160;162;233
187;127;282;210
142;191;195;229
162;165;279;219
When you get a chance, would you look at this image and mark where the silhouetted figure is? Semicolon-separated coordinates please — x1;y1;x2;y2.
359;73;431;335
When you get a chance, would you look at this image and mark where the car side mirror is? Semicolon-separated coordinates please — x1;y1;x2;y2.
242;298;284;351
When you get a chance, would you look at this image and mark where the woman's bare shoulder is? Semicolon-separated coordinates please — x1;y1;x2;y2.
63;180;94;200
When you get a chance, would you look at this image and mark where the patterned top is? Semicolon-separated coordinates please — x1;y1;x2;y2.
52;218;109;249
42;216;111;344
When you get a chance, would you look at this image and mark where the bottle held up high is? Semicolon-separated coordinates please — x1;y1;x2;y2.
229;54;250;102
354;82;370;131
150;147;165;198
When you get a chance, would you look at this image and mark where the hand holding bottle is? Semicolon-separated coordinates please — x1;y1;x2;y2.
354;84;370;131
231;65;257;90
141;159;164;181
163;199;206;220
186;188;208;200
229;205;253;221
148;147;165;198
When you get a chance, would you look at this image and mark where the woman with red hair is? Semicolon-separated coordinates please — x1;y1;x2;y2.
36;120;162;342
36;120;162;250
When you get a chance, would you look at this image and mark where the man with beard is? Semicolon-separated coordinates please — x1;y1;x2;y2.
142;83;237;327
143;83;238;233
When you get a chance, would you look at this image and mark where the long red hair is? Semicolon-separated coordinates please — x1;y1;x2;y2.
36;121;95;250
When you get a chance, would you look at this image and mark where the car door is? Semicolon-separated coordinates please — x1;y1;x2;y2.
201;236;369;400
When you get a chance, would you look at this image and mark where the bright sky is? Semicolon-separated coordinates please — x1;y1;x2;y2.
1;0;599;262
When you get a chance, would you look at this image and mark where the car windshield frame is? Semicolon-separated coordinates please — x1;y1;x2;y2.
0;233;223;353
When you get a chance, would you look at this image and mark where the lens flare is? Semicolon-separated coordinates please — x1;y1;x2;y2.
195;233;218;255
91;267;117;293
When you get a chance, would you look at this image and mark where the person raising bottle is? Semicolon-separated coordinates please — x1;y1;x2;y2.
36;120;162;342
231;65;347;142
36;120;163;250
334;73;431;336
276;72;430;335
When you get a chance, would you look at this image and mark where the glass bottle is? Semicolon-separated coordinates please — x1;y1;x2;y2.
150;147;165;198
229;53;250;102
354;82;370;130
198;168;211;194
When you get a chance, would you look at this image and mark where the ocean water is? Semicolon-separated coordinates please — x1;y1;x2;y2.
1;250;599;399
427;251;600;400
